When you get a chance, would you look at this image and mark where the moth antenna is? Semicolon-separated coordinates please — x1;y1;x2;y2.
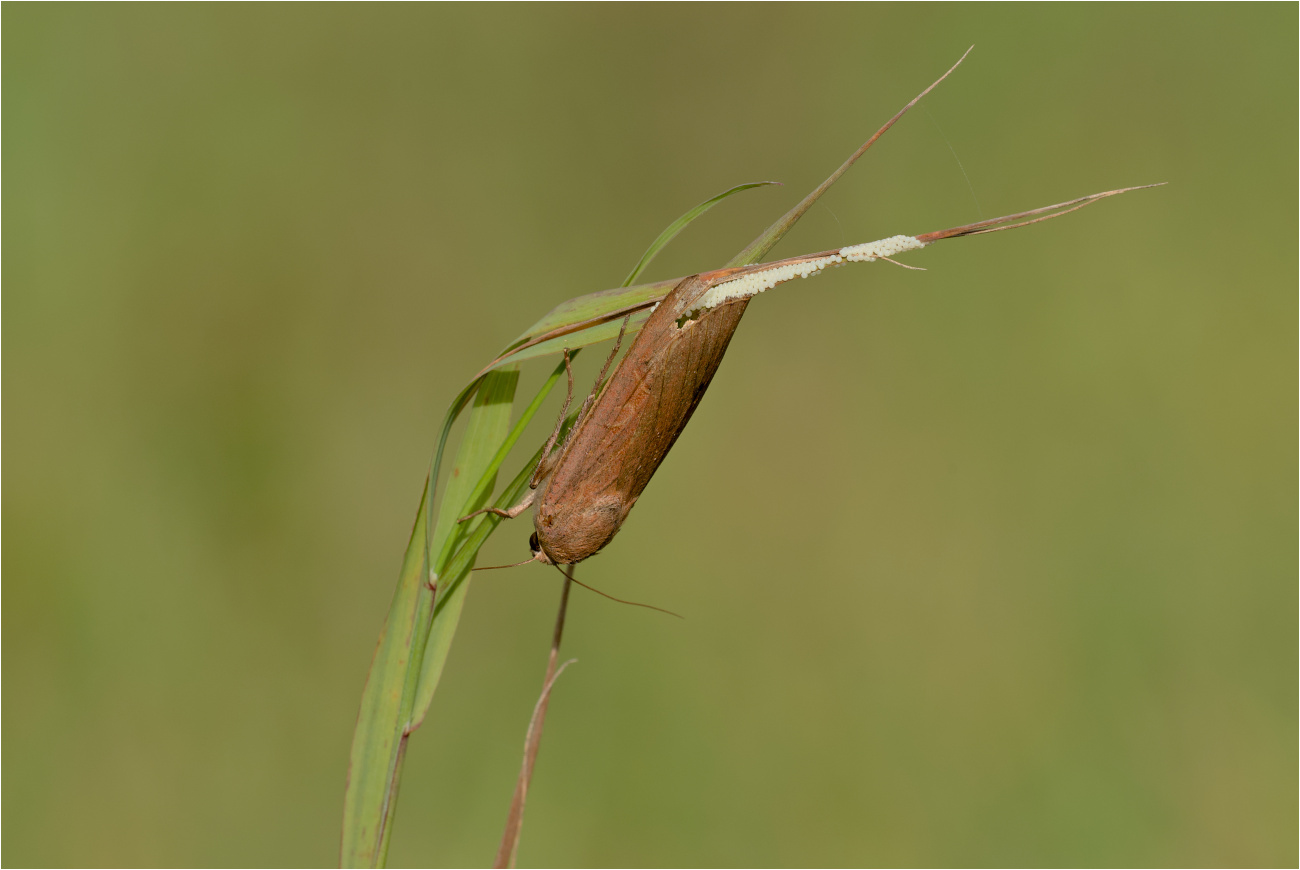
475;553;545;571
551;563;683;619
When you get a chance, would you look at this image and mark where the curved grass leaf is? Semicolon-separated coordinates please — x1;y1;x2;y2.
486;307;656;373
409;442;546;728
621;181;780;286
408;358;573;727
341;370;517;868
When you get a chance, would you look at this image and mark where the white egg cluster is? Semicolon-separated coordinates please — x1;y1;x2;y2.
689;234;926;312
840;234;926;262
692;254;842;311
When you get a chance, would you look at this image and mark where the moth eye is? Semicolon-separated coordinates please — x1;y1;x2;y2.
529;532;541;554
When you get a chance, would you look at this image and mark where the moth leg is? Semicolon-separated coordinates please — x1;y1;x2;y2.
458;487;537;523
571;314;631;437
522;316;630;493
530;348;576;489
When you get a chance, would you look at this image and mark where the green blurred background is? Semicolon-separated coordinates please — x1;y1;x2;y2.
5;5;1295;867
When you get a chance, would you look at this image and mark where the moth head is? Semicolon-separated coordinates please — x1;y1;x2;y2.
471;534;551;572
529;532;554;565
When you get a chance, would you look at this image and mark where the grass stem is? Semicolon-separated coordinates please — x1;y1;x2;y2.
493;569;576;868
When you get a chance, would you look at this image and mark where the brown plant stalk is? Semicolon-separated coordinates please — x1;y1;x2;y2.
494;570;576;868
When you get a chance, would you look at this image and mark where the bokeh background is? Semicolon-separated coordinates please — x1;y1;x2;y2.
5;5;1295;867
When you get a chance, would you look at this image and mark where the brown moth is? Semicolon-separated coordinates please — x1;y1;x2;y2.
461;267;751;565
530;273;751;565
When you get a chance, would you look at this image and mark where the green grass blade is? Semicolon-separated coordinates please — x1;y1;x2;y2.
479;180;779;375
421;378;485;590
341;370;518;868
433;411;577;616
427;371;521;580
486;308;655;372
409;435;553;731
622;181;780;286
340;484;431;868
429;357;569;576
504;278;675;351
409;359;573;725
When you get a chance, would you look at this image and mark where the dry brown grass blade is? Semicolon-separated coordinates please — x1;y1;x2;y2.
914;184;1166;243
494;572;576;869
725;45;974;268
